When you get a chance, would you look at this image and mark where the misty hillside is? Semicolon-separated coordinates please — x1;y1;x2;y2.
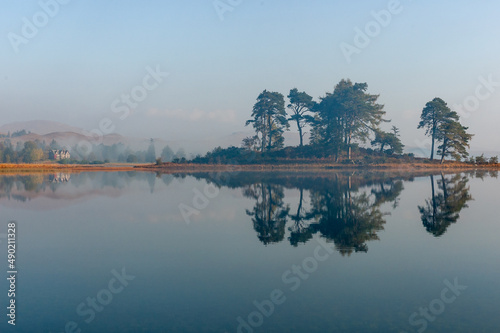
0;120;173;153
0;131;126;148
0;120;301;156
0;120;86;136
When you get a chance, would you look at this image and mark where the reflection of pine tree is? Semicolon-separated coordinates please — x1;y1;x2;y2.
372;180;404;209
307;184;386;255
288;176;401;255
419;173;472;237
288;187;315;246
191;172;406;253
244;183;290;245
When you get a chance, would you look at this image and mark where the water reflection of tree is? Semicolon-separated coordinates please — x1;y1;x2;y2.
288;186;314;246
418;173;472;237
241;174;404;254
243;183;290;245
290;177;403;255
472;169;498;180
0;175;46;201
372;180;404;209
0;172;171;202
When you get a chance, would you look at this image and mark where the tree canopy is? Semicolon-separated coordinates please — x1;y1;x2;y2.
418;97;472;162
287;88;314;147
371;126;404;155
246;90;289;152
311;79;386;160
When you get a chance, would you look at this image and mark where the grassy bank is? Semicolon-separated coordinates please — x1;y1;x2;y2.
136;161;500;173
1;161;498;174
0;163;140;173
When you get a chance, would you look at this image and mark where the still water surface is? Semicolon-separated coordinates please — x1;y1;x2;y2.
0;170;499;332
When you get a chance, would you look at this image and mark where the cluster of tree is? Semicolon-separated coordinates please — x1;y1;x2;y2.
186;80;474;165
418;97;473;163
0;141;44;163
244;80;404;161
160;145;186;163
469;154;498;165
0;136;190;164
69;140;187;164
0;129;31;139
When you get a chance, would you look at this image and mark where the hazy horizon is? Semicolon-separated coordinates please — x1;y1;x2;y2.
2;1;500;154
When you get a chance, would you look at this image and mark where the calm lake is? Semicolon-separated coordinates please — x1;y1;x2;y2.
0;170;499;333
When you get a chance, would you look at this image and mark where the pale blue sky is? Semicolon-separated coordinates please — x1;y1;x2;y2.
1;0;500;152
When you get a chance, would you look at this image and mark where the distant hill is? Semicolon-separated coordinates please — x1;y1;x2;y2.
0;120;303;155
0;120;178;155
0;120;86;136
0;131;127;149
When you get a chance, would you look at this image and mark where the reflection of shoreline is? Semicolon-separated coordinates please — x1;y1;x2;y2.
0;172;173;209
1;162;500;174
0;163;139;173
138;162;500;173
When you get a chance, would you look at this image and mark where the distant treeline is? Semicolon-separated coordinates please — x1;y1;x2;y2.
0;129;31;139
69;140;187;164
0;136;187;164
0;141;44;163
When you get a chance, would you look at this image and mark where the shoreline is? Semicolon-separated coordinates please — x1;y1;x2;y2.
1;161;498;174
135;161;500;171
0;163;141;174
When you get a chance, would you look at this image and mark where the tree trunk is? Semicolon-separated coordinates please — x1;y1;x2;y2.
297;119;303;147
431;175;436;226
347;132;352;160
296;188;303;217
267;115;272;152
440;139;447;164
430;132;435;160
440;173;448;201
261;132;265;152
